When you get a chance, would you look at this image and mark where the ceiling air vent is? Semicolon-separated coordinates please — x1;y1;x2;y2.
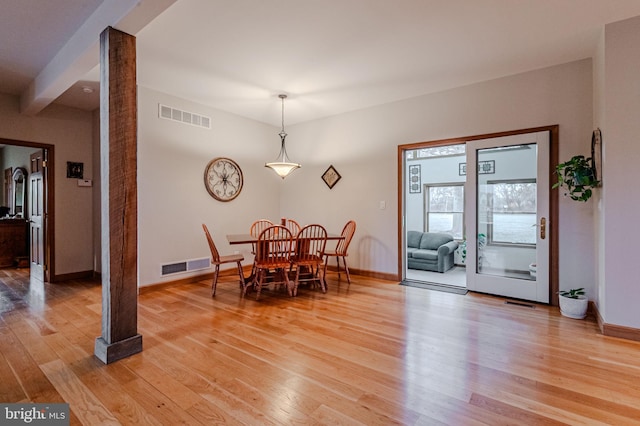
158;104;211;129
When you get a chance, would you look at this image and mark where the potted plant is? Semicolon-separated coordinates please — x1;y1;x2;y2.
552;155;600;202
456;233;486;266
558;288;588;319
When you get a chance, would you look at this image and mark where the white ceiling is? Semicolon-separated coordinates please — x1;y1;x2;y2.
3;0;640;126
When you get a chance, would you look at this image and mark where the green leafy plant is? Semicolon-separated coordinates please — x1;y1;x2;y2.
559;288;585;299
552;155;600;202
458;233;486;263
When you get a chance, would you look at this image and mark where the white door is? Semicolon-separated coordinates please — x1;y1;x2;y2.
465;131;550;303
29;150;46;282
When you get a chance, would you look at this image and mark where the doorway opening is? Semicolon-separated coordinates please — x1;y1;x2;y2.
0;138;54;282
404;144;467;289
398;126;559;305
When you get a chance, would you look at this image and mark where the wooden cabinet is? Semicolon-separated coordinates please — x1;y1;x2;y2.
0;219;28;267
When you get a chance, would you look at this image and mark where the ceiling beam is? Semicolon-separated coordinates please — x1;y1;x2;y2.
20;0;176;116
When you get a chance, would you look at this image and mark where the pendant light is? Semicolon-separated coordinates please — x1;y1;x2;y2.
265;94;301;178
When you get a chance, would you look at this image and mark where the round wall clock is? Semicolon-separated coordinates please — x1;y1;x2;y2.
204;157;243;202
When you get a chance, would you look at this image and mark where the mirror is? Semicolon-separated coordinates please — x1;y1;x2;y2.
12;167;27;218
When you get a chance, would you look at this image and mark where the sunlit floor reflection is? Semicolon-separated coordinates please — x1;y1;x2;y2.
25;276;46;311
0;267;45;313
402;286;476;413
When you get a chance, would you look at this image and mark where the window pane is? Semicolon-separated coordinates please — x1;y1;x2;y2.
428;213;463;239
493;213;536;244
488;181;536;245
428;186;464;212
426;185;464;239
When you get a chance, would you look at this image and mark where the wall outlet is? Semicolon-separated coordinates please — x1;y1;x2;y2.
78;179;92;187
379;201;386;210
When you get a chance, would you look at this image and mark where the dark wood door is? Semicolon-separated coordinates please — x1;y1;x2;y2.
29;150;45;282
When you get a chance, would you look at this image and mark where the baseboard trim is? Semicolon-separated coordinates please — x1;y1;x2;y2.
602;323;640;341
591;301;640;342
138;265;251;294
324;265;399;282
52;270;95;282
139;265;399;294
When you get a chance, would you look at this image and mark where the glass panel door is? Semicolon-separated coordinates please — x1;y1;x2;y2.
465;131;550;303
403;144;467;288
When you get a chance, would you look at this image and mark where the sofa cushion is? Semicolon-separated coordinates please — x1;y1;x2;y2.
411;249;438;261
407;231;424;248
419;232;454;250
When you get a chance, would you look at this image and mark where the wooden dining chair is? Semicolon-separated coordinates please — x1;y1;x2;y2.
323;220;356;284
250;219;274;253
202;224;246;297
290;224;327;296
252;225;293;300
248;218;274;278
283;218;301;235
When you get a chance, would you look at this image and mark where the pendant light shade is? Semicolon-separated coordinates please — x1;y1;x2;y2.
265;94;300;178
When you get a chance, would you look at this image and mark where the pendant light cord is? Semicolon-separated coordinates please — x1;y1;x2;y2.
279;94;287;135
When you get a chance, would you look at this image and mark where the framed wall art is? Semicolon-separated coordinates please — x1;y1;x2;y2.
67;162;84;179
409;164;421;193
321;165;341;189
478;160;495;174
458;160;495;176
591;128;602;183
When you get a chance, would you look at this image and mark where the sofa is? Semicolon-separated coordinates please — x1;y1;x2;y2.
407;231;459;273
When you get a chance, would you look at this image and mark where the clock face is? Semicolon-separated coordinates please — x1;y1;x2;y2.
204;157;243;202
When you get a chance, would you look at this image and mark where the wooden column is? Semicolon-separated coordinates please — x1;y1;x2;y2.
95;27;142;364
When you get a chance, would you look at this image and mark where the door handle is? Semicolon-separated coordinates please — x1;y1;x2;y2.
540;217;546;240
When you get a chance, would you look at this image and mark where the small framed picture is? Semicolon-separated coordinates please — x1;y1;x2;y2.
67;162;84;179
478;160;495;174
409;164;421;193
321;165;342;189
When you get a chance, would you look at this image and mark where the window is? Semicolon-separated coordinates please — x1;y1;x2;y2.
425;184;464;240
484;179;536;245
407;144;465;160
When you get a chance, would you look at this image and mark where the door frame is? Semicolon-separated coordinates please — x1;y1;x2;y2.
398;125;559;305
1;137;55;282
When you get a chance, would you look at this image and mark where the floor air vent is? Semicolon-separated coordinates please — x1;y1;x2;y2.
161;257;211;276
158;104;211;129
504;300;535;309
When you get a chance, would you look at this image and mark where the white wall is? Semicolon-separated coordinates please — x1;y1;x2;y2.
136;86;282;286
92;110;101;274
593;30;606;316
603;15;640;328
282;60;594;291
0;93;94;276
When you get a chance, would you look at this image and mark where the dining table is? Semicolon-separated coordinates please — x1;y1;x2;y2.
226;233;344;245
226;231;344;291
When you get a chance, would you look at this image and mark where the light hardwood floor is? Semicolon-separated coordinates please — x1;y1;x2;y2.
1;267;640;425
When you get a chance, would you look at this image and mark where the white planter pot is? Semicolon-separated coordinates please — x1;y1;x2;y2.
559;295;588;319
